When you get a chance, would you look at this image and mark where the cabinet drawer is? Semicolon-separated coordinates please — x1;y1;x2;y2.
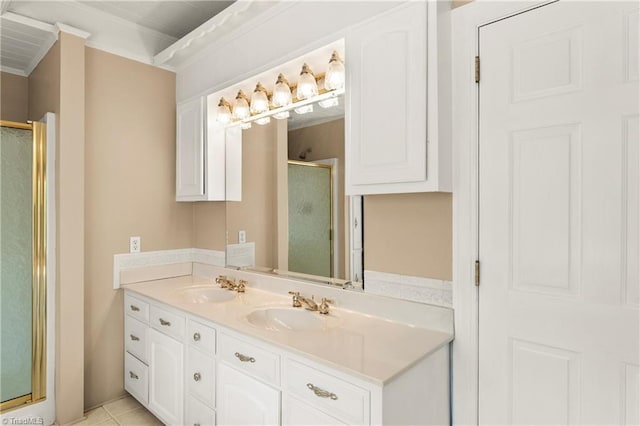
125;293;149;323
186;395;216;426
187;319;216;354
187;347;215;407
124;315;148;363
124;352;148;405
218;333;280;386
150;305;185;341
284;359;369;426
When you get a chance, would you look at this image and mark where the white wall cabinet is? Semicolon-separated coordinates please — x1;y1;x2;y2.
124;290;449;425
176;97;206;201
346;1;451;194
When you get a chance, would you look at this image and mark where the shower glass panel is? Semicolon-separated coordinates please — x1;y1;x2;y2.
0;121;46;412
288;161;333;277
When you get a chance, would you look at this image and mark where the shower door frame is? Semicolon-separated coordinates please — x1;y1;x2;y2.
0;120;47;412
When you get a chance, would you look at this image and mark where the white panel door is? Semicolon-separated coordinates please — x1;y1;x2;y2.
479;2;639;425
148;328;184;425
176;97;205;200
217;362;280;426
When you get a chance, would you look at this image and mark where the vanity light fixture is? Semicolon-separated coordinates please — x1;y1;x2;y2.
294;104;314;115
318;97;339;109
324;51;345;91
216;97;232;124
232;90;250;120
273;111;290;120
250;82;270;115
272;73;292;108
240;122;252;130
296;63;318;100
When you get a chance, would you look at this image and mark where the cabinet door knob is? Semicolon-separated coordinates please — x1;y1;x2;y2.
159;318;171;326
193;332;201;341
129;371;139;380
193;372;201;382
130;305;140;312
234;352;256;363
306;383;338;400
129;334;140;341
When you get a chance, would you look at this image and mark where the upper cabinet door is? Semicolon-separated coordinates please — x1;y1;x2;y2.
346;2;450;195
176;97;205;201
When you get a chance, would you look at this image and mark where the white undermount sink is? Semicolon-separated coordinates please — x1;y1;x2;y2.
176;285;236;304
246;307;339;332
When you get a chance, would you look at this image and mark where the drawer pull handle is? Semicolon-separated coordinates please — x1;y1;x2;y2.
130;305;140;312
234;352;255;363
193;332;201;341
129;371;139;380
129;334;140;341
159;318;171;326
194;424;200;426
193;372;201;382
306;383;338;400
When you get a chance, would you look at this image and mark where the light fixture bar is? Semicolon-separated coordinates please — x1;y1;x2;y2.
227;87;345;128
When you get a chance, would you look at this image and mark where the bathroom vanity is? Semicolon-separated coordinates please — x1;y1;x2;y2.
122;269;452;425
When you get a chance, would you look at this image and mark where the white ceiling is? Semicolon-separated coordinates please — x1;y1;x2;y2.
0;0;236;76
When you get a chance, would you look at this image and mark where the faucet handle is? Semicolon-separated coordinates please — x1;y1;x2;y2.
215;275;227;287
288;291;302;308
319;297;333;315
236;279;247;293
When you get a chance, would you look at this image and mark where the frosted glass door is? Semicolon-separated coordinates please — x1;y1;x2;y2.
288;162;332;277
0;126;33;403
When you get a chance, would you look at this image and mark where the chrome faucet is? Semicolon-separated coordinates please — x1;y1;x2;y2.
288;291;333;315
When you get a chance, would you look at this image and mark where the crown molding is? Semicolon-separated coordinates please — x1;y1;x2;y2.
0;64;28;77
55;22;90;39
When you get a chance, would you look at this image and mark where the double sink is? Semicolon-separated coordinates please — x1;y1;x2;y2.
175;285;339;333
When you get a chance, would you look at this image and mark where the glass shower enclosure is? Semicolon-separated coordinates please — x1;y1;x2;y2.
0;120;47;412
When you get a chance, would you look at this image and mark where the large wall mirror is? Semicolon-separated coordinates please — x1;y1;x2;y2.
224;93;364;287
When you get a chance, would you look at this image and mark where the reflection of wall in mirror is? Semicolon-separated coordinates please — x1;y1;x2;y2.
225;120;281;268
288;118;346;279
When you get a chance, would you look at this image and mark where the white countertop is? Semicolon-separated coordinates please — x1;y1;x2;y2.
124;275;453;385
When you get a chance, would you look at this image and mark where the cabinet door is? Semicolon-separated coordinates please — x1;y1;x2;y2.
217;362;279;426
283;396;346;426
176;97;205;200
148;328;184;425
346;2;427;194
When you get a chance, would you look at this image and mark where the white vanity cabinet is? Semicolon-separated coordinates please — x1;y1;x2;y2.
123;289;450;425
346;1;451;195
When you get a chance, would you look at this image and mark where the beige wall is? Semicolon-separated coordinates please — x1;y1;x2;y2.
29;36;89;425
452;0;474;8
1;72;29;122
193;202;226;250
83;47;194;409
288;119;346;278
364;193;452;281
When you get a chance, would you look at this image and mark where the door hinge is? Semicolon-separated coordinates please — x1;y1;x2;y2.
475;56;480;83
474;260;480;286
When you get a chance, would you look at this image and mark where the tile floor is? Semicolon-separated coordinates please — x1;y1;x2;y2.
76;396;162;426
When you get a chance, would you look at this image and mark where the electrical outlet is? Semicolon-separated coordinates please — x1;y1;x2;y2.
129;236;141;253
238;230;246;244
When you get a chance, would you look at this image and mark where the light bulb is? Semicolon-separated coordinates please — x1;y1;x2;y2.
216;97;231;124
318;97;339;109
233;90;250;120
324;51;345;91
273;111;290;120
250;82;270;114
296;63;318;100
255;117;271;125
294;104;313;115
272;73;292;107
